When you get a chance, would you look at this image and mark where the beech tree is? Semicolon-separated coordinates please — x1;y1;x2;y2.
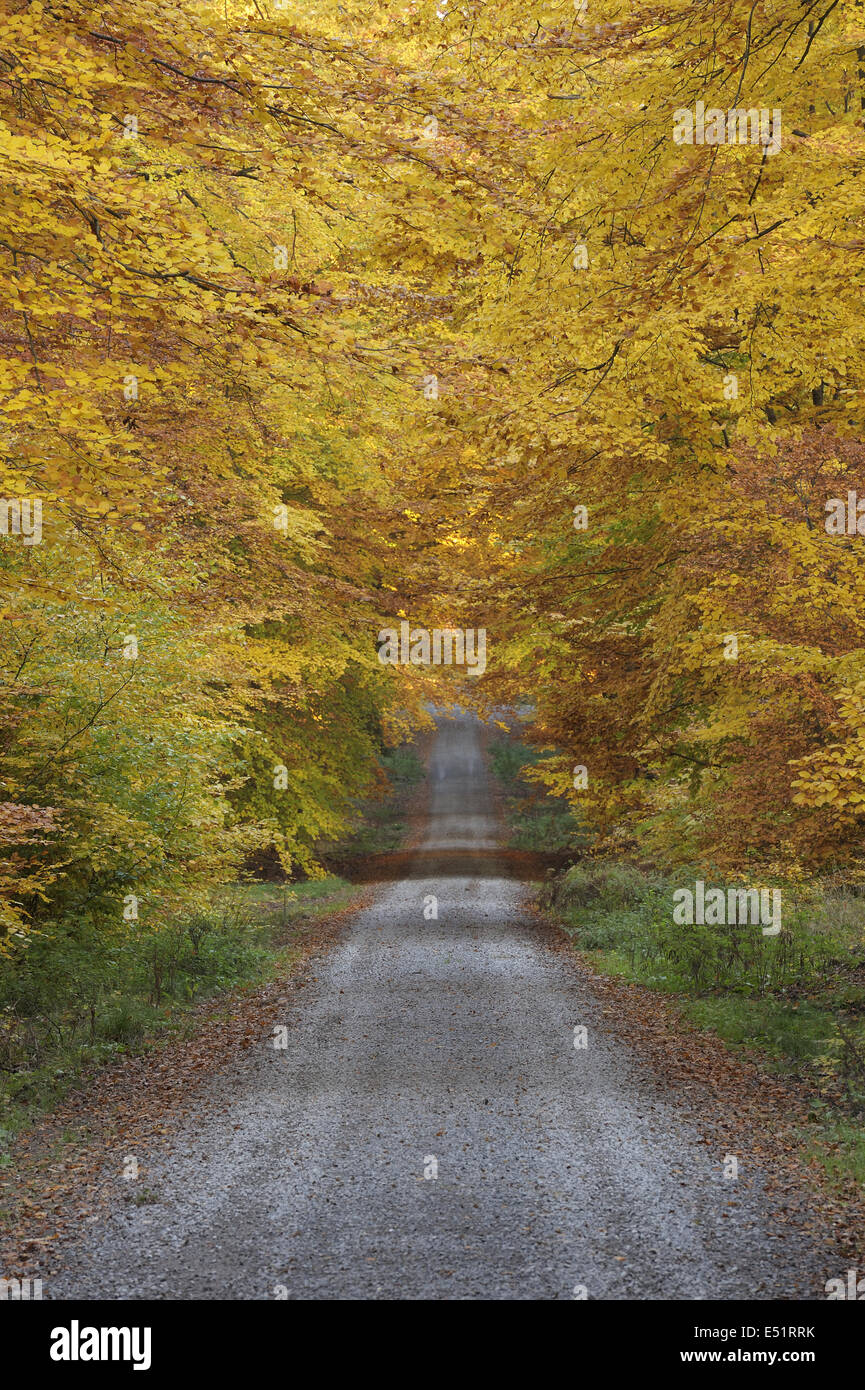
2;0;864;951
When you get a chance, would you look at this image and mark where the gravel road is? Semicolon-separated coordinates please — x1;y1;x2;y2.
50;712;836;1300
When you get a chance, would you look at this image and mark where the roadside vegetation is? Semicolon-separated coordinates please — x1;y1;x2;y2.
490;734;865;1189
0;741;424;1150
488;736;587;855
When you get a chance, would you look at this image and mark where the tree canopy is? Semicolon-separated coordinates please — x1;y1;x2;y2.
2;0;864;947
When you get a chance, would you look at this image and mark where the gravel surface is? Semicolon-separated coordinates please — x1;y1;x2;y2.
50;713;837;1300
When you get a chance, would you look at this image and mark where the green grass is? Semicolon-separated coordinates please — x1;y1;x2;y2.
803;1118;865;1190
682;996;837;1064
241;876;355;922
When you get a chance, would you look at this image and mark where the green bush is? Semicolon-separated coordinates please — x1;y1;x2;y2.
488;736;586;853
0;891;276;1136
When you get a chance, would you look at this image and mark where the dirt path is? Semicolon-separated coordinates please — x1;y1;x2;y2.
46;712;841;1300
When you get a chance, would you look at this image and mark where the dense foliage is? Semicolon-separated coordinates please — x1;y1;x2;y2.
2;0;864;959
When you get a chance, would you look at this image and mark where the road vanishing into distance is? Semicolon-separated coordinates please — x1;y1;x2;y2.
52;713;836;1299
